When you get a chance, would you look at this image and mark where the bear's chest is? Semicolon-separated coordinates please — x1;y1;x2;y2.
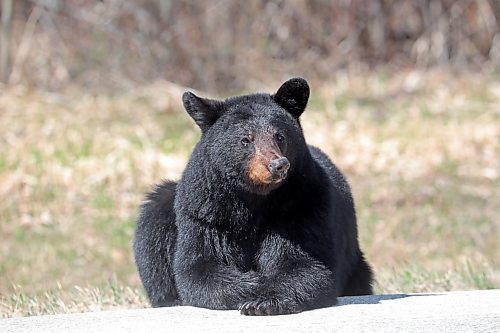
219;217;266;272
235;233;263;272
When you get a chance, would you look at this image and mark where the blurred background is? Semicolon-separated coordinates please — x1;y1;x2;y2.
2;0;500;91
0;0;499;317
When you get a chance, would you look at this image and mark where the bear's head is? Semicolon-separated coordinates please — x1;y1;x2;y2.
182;78;310;195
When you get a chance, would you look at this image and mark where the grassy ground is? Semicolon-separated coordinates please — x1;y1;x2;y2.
0;70;498;317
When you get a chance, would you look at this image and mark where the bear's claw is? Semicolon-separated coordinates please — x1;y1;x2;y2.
239;299;300;316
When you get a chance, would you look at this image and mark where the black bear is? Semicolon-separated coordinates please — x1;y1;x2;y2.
133;78;373;315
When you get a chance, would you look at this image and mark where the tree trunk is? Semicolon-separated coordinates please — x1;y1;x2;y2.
1;0;13;83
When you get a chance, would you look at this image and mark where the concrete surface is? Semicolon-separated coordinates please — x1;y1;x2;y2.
2;290;499;332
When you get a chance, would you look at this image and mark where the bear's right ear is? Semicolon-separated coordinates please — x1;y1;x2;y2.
273;77;310;118
182;92;225;132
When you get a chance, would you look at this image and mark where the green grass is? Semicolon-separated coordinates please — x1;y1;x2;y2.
0;69;498;317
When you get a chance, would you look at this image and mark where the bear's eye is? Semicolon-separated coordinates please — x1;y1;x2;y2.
241;137;252;146
275;133;285;142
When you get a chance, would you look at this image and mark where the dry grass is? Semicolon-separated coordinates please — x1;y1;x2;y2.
0;70;498;317
0;284;147;318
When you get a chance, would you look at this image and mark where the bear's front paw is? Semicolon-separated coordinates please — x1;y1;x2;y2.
239;299;301;316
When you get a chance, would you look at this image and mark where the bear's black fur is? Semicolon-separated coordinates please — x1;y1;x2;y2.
133;78;373;315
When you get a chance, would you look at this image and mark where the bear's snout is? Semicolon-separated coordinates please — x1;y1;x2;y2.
248;149;288;186
269;157;290;180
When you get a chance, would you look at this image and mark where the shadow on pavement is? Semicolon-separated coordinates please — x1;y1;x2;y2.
337;293;440;306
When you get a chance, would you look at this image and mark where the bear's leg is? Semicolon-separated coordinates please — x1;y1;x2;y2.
341;254;374;296
240;234;337;315
133;181;179;307
173;224;261;310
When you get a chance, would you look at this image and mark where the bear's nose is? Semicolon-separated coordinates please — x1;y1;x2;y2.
269;157;290;180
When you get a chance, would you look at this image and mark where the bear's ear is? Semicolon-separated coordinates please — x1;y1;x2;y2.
182;92;225;132
272;77;310;118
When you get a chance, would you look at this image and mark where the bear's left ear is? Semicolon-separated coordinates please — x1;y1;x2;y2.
272;77;310;118
182;92;225;132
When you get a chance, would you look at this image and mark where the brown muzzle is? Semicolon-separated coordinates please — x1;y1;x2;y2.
248;138;289;185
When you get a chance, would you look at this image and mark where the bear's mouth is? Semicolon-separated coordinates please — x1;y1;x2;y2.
269;172;287;184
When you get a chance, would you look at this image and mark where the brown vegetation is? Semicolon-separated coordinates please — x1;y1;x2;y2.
1;0;499;92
